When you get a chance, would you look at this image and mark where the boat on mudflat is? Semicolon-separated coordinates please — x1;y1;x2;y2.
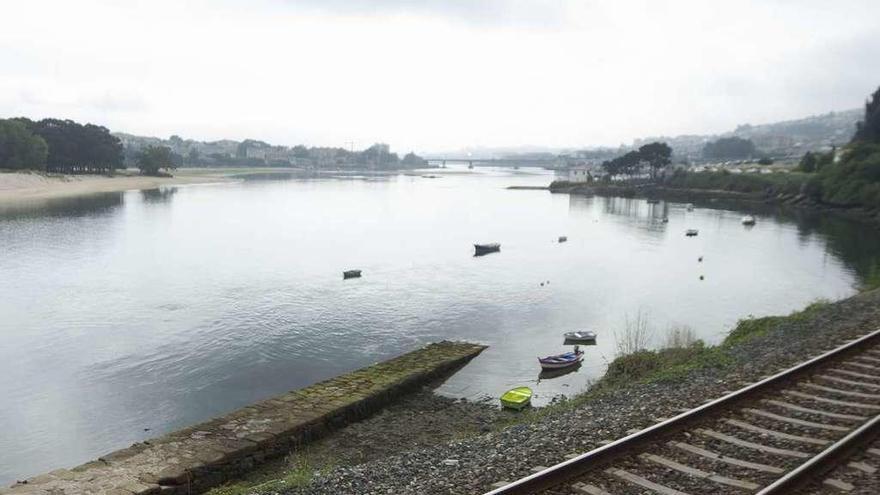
563;331;596;344
474;243;501;256
500;386;532;410
558;236;568;243
742;215;756;226
685;229;699;237
538;349;585;370
343;269;362;279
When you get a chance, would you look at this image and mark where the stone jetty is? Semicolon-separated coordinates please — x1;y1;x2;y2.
2;341;486;495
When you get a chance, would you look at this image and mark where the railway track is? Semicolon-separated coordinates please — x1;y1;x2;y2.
484;328;880;495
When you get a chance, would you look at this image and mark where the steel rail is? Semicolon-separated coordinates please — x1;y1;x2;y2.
756;412;880;494
482;327;880;495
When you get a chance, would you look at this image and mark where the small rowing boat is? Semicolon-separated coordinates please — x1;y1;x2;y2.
558;236;568;243
343;270;362;279
685;229;699;237
538;349;584;370
474;243;501;256
741;215;756;226
500;386;532;410
563;331;596;344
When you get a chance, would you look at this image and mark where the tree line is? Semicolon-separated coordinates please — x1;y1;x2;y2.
0;117;123;172
601;142;672;180
2;115;429;176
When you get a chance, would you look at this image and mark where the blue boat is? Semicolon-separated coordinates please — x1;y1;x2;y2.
538;348;584;370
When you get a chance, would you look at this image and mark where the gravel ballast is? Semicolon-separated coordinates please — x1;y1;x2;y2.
259;289;880;495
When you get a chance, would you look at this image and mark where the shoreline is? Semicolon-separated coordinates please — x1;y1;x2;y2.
550;182;880;227
270;290;880;495
0;169;243;205
1;342;486;495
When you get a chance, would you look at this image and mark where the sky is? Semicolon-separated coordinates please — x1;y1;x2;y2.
0;0;878;153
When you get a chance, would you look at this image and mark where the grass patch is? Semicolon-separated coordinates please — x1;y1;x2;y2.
206;452;333;495
664;170;812;195
723;300;830;347
498;299;834;427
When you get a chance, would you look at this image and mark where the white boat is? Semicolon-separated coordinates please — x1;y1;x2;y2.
686;203;695;211
563;331;596;344
685;229;699;237
741;215;756;225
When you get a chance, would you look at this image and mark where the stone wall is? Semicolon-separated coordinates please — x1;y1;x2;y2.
2;341;486;495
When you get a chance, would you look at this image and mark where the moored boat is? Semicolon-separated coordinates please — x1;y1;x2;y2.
343;269;362;279
685;229;699;237
742;215;756;225
474;243;501;256
563;331;596;344
686;203;695;211
538;348;585;370
558;236;568;243
500;386;532;410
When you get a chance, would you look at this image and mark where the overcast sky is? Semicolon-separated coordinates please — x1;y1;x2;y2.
1;0;878;152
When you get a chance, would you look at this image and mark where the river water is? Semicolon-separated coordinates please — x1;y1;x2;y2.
1;167;878;483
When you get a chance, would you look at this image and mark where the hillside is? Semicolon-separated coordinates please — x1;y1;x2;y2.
633;109;861;162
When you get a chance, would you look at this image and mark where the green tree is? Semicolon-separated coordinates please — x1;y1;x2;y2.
638;142;672;179
292;145;310;158
702;137;757;160
0;119;48;170
186;148;200;165
799;152;817;172
853;86;880;144
13;118;123;170
137;146;176;176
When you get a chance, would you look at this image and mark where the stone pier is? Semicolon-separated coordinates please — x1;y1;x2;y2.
2;341;486;495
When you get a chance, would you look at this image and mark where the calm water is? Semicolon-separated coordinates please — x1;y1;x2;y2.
1;167;878;483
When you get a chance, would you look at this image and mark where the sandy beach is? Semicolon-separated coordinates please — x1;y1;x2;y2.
0;169;292;206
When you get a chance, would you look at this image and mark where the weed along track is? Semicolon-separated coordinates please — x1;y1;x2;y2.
484;328;880;495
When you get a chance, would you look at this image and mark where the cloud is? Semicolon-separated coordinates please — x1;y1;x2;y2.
275;0;573;29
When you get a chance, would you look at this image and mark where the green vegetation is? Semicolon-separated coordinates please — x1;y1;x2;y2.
501;299;832;426
137;146;177;177
854;86;880;143
207;453;331;495
663;168;811;195
810;143;880;208
797;150;834;173
789;85;880;209
702;136;757;160
12;118;123;173
0;119;48;170
601;141;672;180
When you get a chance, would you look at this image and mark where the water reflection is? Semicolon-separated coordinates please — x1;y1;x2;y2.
0;192;124;221
538;362;582;381
140;187;178;203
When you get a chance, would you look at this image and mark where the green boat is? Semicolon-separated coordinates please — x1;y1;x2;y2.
500;386;532;410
